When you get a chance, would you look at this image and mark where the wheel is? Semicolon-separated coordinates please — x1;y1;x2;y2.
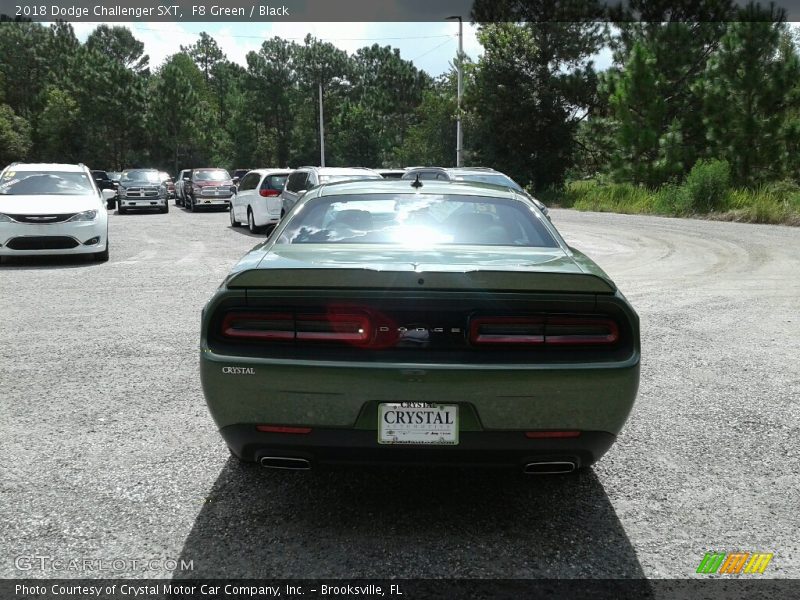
93;240;109;262
107;198;116;210
176;196;183;207
161;202;169;214
248;209;263;234
188;196;196;212
118;205;127;215
230;205;241;227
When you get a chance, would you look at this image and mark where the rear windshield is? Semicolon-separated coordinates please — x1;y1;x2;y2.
278;194;557;247
0;170;95;196
261;174;289;191
121;170;161;184
194;169;230;181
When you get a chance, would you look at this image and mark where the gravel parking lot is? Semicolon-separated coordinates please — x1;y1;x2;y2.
0;205;798;580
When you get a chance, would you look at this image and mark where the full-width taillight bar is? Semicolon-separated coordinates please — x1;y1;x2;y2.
469;315;619;346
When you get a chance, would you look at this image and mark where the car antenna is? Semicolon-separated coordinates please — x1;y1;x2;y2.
411;173;423;189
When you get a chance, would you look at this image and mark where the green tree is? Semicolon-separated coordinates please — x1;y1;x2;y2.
395;73;458;167
86;24;149;74
181;32;225;84
149;54;203;173
470;21;604;190
0;103;31;165
37;87;82;162
246;37;300;166
696;11;800;185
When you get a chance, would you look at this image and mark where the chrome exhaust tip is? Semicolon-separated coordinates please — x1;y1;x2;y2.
259;456;311;470
523;461;576;475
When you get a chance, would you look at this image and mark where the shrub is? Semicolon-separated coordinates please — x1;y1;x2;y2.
683;159;731;213
653;183;689;215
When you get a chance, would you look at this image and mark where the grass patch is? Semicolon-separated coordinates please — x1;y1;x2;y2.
542;179;800;226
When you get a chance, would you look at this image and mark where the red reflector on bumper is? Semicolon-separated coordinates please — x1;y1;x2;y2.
256;425;312;434
524;431;581;439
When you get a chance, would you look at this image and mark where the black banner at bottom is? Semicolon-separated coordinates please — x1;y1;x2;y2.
3;579;798;600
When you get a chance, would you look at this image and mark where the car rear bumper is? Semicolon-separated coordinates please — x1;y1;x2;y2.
220;424;616;469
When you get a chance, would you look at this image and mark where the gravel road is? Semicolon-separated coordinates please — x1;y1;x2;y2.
1;205;798;580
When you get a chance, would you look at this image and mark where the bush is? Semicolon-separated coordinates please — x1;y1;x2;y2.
653;183;689;215
683;159;731;213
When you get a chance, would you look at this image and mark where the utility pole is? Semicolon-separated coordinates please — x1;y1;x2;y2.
319;81;326;167
447;15;464;167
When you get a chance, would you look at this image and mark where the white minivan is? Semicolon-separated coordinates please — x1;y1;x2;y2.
0;163;111;262
230;169;290;234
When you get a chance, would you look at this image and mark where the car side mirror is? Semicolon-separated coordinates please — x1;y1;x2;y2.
233;177;240;185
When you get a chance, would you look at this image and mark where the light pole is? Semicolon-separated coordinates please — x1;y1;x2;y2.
447;15;463;167
319;81;325;167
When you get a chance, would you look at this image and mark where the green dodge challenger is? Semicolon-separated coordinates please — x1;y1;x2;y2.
200;179;640;473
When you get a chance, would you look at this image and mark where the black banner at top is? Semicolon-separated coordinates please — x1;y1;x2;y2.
0;0;799;23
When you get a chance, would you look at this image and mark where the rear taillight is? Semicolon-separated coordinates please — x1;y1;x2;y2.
470;315;618;346
259;189;280;197
221;311;371;345
256;425;312;434
221;312;294;341
296;313;371;344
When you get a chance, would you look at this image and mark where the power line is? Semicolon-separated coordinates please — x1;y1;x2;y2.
410;37;455;62
131;26;454;43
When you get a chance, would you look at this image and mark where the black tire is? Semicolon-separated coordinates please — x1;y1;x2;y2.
230;205;241;227
118;205;127;215
248;209;263;234
93;240;109;262
189;195;197;212
161;202;169;214
106;199;116;210
176;195;183;207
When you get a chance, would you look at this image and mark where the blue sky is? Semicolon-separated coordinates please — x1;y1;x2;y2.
69;21;614;76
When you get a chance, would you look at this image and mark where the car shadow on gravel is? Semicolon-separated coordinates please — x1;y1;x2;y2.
0;255;100;268
175;459;650;580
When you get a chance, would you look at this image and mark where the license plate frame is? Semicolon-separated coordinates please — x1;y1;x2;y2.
377;402;459;446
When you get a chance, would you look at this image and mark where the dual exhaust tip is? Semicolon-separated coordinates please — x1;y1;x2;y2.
259;456;576;474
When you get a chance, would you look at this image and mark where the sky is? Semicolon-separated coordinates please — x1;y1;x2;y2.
69;21;483;76
67;21;615;76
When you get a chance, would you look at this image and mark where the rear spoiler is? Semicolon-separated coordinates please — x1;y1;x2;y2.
227;268;616;293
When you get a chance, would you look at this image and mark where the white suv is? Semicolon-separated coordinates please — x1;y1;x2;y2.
0;163;110;262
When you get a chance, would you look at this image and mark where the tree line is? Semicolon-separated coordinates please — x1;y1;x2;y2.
2;0;800;194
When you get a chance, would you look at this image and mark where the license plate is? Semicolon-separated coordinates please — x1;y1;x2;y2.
378;403;458;445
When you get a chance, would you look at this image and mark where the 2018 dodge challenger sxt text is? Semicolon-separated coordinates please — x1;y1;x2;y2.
200;180;640;474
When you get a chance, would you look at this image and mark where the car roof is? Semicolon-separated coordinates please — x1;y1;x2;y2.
314;178;520;199
297;166;382;176
247;168;292;176
5;163;87;172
